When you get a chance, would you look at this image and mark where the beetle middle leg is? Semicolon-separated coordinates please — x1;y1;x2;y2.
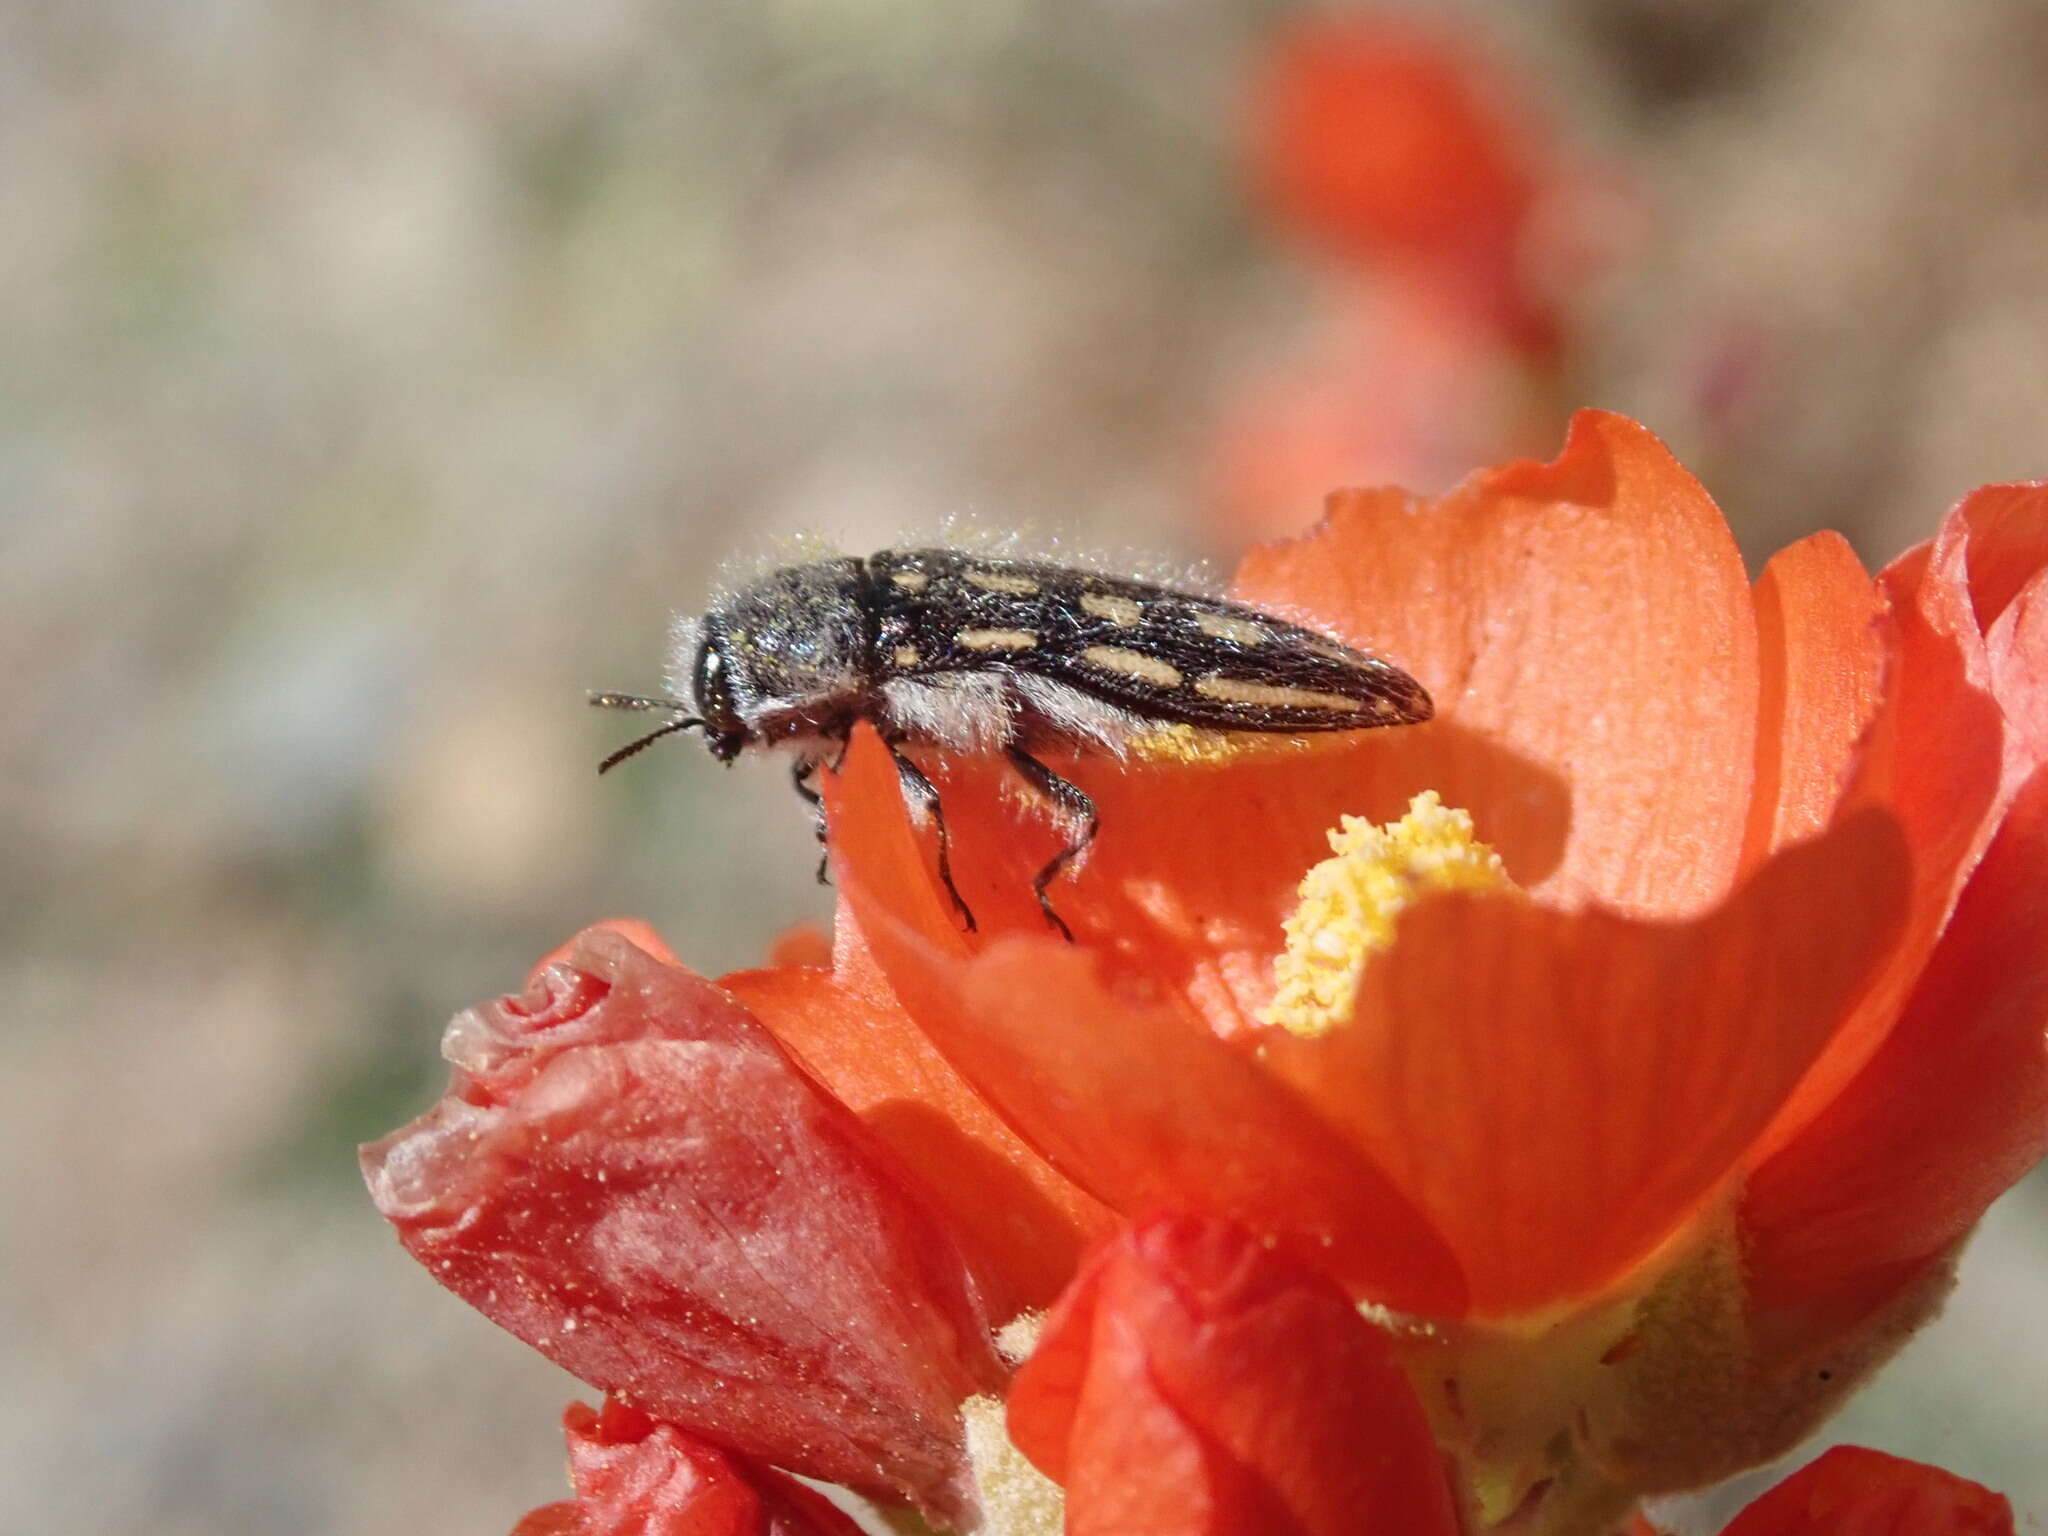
1003;745;1098;942
885;739;977;933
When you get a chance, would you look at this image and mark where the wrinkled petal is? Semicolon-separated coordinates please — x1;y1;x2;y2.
362;927;1001;1525
531;918;682;977
1008;1215;1461;1536
1742;768;2048;1349
723;908;1115;1321
1742;532;1887;867
1237;410;1760;920
1257;808;1907;1318
1718;1446;2013;1536
511;1399;866;1536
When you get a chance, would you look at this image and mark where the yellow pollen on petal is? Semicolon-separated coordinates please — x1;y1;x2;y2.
1261;791;1511;1037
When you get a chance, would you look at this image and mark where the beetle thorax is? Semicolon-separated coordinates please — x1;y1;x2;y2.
703;558;874;746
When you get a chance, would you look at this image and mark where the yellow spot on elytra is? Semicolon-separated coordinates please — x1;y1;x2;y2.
1081;591;1144;627
965;568;1040;596
1261;792;1511;1036
892;645;920;667
959;628;1038;651
890;569;929;591
1307;637;1387;669
1195;675;1362;712
1195;610;1271;645
1082;644;1182;688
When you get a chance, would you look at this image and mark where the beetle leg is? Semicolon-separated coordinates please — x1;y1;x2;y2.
885;741;977;933
1003;745;1097;942
791;757;831;885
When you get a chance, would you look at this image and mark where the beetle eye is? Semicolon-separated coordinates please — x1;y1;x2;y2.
693;640;722;706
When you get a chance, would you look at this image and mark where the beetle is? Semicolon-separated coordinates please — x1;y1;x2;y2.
592;548;1431;938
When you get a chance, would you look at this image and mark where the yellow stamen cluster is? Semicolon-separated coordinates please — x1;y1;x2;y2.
1261;791;1510;1036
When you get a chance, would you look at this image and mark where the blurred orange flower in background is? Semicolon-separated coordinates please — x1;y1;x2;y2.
1218;11;1632;542
367;412;2048;1533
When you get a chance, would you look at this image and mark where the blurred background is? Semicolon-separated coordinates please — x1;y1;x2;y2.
6;1;2048;1531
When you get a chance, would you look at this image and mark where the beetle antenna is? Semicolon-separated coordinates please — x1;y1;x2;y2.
596;718;704;774
589;692;704;774
589;691;691;713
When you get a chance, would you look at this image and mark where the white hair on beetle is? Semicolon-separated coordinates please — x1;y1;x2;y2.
880;673;1013;756
662;612;704;705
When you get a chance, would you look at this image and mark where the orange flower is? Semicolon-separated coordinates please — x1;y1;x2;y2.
1250;12;1566;354
818;411;2048;1523
368;412;2048;1533
1220;11;1627;539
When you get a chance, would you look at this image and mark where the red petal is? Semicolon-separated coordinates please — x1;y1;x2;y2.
1008;1215;1461;1536
1741;768;2048;1348
509;1398;867;1536
1743;532;1886;867
1719;1446;2013;1536
1259;808;1908;1317
362;927;1000;1525
723;911;1115;1320
1237;410;1760;920
835;852;1467;1314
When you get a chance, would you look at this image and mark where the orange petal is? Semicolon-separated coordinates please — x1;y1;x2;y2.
1740;767;2048;1348
765;921;833;970
723;916;1115;1320
834;823;1467;1311
1237;410;1760;920
1259;808;1908;1318
824;720;1565;1041
1742;532;1887;868
1008;1215;1462;1536
1986;564;2048;774
1753;508;2011;1157
1718;1446;2013;1536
